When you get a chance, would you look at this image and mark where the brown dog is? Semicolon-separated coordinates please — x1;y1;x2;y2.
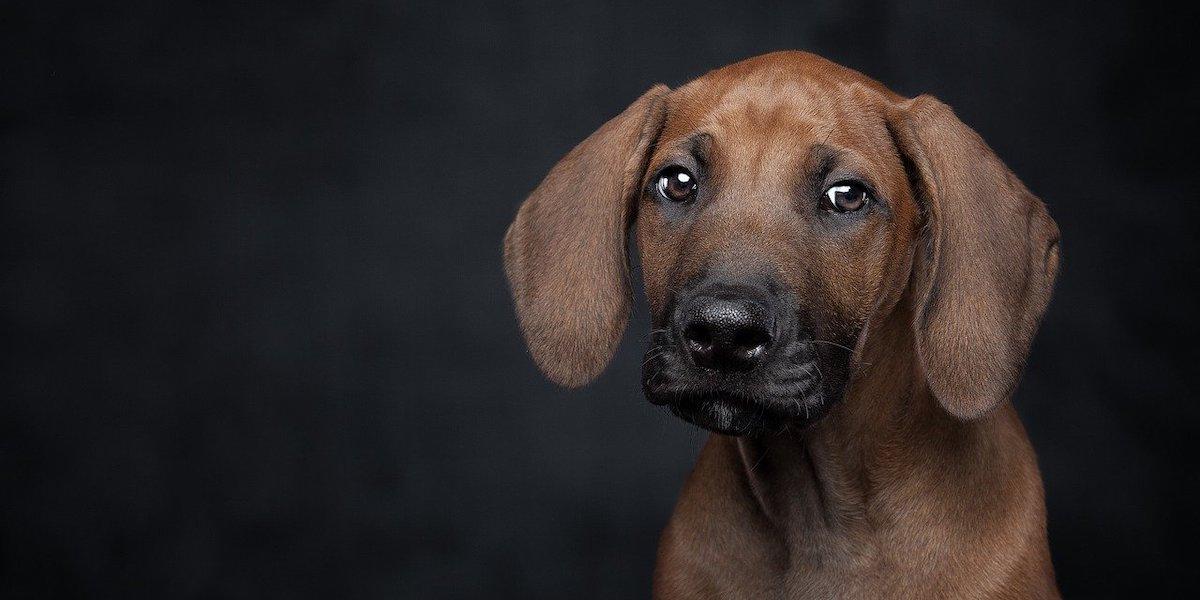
504;51;1060;599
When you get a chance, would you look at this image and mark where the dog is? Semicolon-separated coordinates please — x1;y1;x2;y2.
503;51;1060;599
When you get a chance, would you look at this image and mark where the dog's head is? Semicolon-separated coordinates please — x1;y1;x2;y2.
504;52;1059;435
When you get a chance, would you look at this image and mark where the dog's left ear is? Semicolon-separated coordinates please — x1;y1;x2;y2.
888;95;1061;419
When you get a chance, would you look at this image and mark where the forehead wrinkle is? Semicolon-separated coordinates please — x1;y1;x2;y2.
710;102;822;186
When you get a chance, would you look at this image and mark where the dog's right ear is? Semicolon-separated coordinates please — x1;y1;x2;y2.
503;85;670;387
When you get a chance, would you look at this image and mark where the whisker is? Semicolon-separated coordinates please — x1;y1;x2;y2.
748;437;771;473
648;367;664;386
808;339;873;367
797;363;816;379
808;339;855;353
641;348;668;367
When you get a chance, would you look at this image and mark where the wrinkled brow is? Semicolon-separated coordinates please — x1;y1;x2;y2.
805;143;839;185
646;131;713;179
685;132;713;167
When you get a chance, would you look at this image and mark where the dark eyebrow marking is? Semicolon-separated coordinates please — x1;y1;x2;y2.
806;143;840;187
685;132;713;169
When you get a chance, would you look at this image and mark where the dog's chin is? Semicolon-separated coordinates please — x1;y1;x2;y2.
646;388;829;436
662;393;775;436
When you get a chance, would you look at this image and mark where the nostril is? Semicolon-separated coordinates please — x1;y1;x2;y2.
733;327;772;352
681;321;717;369
683;322;713;348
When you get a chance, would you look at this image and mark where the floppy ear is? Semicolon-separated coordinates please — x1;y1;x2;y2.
888;95;1061;419
503;85;670;387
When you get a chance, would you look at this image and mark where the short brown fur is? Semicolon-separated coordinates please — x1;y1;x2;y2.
504;51;1060;599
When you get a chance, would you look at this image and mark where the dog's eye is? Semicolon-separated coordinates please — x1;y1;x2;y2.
823;182;871;213
656;167;697;203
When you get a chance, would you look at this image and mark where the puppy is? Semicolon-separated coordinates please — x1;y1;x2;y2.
505;51;1060;599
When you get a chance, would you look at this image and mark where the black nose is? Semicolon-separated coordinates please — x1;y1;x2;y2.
678;297;774;372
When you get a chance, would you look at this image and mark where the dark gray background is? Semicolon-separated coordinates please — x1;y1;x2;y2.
3;1;1197;597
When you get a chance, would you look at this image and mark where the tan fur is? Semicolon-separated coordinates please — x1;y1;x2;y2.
504;51;1060;598
504;84;669;387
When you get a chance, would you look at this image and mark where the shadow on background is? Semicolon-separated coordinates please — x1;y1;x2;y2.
2;1;1197;597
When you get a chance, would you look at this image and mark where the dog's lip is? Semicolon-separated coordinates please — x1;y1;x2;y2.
652;386;832;436
658;390;802;436
643;364;827;433
642;366;819;403
646;384;814;409
669;390;759;409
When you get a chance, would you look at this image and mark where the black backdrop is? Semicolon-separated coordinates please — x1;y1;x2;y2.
3;1;1198;598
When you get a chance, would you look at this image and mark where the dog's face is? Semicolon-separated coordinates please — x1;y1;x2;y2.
634;62;920;434
505;52;1059;436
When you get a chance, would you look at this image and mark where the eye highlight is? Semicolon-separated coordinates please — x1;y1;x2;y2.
655;166;697;203
822;181;871;213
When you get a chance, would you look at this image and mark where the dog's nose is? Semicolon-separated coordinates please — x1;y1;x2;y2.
678;298;773;372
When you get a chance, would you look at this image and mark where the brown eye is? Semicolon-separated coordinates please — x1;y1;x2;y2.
656;167;697;203
823;182;870;213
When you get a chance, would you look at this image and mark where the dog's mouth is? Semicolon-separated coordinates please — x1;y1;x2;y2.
653;388;825;436
642;330;844;436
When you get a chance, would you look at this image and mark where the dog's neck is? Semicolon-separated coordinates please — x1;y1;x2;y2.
727;312;1047;579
